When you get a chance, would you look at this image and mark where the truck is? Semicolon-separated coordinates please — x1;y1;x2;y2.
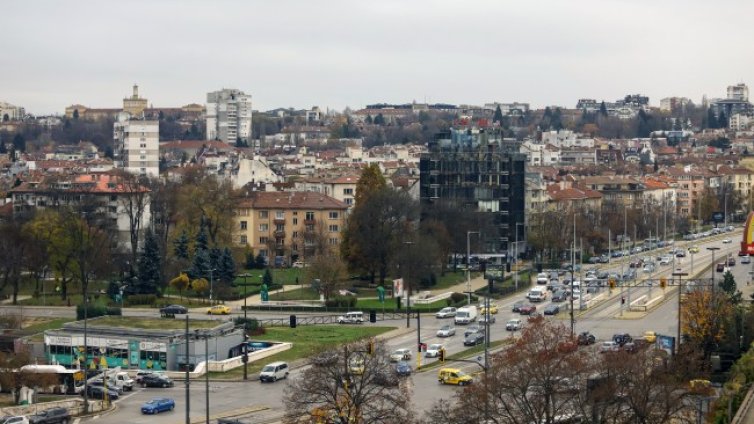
527;286;548;302
90;368;135;392
454;306;478;325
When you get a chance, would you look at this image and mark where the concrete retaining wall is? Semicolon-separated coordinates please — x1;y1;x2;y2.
160;342;292;379
0;398;106;419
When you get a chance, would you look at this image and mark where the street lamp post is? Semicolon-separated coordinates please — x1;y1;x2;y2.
209;268;215;305
707;247;720;291
185;314;190;424
466;231;480;305
673;271;689;353
239;272;251;380
195;330;210;424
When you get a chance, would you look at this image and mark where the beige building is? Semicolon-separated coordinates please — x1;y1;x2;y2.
233;191;348;264
123;84;148;117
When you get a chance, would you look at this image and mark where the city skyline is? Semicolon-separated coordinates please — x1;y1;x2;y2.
1;0;753;115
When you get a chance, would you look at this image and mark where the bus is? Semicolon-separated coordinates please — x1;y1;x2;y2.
18;365;85;394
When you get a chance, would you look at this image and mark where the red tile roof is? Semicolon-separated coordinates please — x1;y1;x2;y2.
236;191;347;210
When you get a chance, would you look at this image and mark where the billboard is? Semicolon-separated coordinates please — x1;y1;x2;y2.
741;212;754;256
711;211;724;223
657;335;675;356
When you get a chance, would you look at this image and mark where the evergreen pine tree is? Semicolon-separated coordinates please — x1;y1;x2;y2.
0;141;6;154
254;253;267;269
219;248;236;284
137;229;161;294
493;105;504;125
209;247;222;273
599;101;608;117
190;248;211;280
263;268;273;287
718;110;728;129
195;222;209;254
173;230;190;260
245;251;255;269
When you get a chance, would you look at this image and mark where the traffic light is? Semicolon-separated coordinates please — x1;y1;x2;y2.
366;339;375;355
660;278;667;289
438;348;445;363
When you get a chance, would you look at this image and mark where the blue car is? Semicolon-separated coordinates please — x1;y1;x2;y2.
395;361;412;376
141;397;175;414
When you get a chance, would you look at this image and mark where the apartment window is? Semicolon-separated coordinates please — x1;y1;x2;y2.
259;249;268;258
240;235;247;244
345;198;353;205
260;237;269;244
240;221;247;230
275;211;285;219
275;224;284;232
344;188;353;195
140;155;146;160
292;231;298;238
329;238;339;245
292;218;298;225
110;195;117;202
259;223;269;232
293;211;298;216
140;143;147;148
305;212;315;221
259;211;268;219
329;211;339;219
305;225;314;232
329;225;339;232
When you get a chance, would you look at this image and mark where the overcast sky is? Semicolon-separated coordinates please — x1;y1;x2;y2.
2;0;752;115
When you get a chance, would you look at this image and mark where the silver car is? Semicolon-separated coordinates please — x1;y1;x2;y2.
436;325;456;337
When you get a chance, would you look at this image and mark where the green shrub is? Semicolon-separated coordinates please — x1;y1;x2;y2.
76;303;107;320
125;294;157;306
233;317;260;333
105;307;122;316
324;295;357;308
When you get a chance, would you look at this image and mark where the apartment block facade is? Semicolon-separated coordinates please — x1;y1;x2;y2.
206;89;252;145
113;114;159;177
233;191;348;264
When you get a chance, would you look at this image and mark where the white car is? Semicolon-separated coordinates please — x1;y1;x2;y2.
436;325;456;337
389;348;412;362
479;314;496;324
506;319;523;331
659;256;672;265
425;343;444;358
599;341;620;353
435;307;457;318
742;256;752;264
336;311;364;324
722;239;732;244
0;416;29;424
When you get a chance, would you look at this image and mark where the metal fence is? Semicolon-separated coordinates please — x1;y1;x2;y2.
256;312;414;328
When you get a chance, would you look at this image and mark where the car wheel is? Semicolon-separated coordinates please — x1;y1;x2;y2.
171;405;175;411
440;379;445;385
273;376;277;382
162;383;167;388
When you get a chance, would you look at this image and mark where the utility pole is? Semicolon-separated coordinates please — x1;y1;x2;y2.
466;231;479;305
570;213;576;338
185;314;190;424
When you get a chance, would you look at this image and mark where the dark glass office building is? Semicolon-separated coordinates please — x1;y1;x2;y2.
419;128;526;254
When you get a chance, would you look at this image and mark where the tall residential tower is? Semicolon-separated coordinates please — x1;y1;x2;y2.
206;88;252;145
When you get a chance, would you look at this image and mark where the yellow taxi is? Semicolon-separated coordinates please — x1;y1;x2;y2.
644;331;657;343
479;304;498;315
688;246;700;254
207;305;231;315
438;368;473;386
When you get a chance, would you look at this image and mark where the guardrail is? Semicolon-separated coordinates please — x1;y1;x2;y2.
256;312;415;327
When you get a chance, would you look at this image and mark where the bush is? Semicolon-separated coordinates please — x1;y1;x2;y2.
324;295;357;308
233;317;260;333
106;307;122;316
125;294;157;306
76;303;107;320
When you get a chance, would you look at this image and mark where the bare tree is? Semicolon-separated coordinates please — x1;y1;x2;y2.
113;170;152;271
283;340;413;424
305;247;347;300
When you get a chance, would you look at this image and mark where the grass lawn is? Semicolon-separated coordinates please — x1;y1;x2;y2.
23;318;75;334
269;287;320;301
85;316;221;330
432;271;482;290
356;298;448;311
208;325;395;380
236;268;305;286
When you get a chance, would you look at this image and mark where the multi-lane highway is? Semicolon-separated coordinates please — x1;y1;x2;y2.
59;227;754;422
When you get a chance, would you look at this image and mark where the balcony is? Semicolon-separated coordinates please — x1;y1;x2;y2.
304;219;316;225
274;230;286;238
273;218;286;225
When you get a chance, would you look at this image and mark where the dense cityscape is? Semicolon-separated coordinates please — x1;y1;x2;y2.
3;1;754;424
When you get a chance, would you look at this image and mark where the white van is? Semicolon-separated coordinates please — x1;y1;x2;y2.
454;306;478;325
259;361;289;382
528;286;548;302
337;311;364;324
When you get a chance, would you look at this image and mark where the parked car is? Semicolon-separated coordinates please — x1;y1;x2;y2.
743;256;752;264
722;239;732;244
506;319;523;331
84;385;119;400
390;348;412;362
717;263;726;272
89;378;123;395
728;257;736;266
577;331;596;345
0;417;29;424
613;333;633;346
425;344;444;358
141;374;174;388
207;305;231;315
135;370;164;384
141;397;175;414
436;325;456;337
623;342;639;353
511;300;525;312
159;304;187;315
599;341;620;353
28;408;70;424
291;260;308;268
463;332;485;346
435;307;457;318
519;305;537;315
644;331;657;343
395;361;412;377
543;304;560;315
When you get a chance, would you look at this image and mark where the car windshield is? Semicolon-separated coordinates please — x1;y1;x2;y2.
262;365;275;372
429;344;442;350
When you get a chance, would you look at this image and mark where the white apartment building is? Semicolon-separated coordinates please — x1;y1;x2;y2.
206;89;252;145
113;113;159;177
728;83;749;102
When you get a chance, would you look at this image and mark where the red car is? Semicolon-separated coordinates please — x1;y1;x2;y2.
519;304;537;315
